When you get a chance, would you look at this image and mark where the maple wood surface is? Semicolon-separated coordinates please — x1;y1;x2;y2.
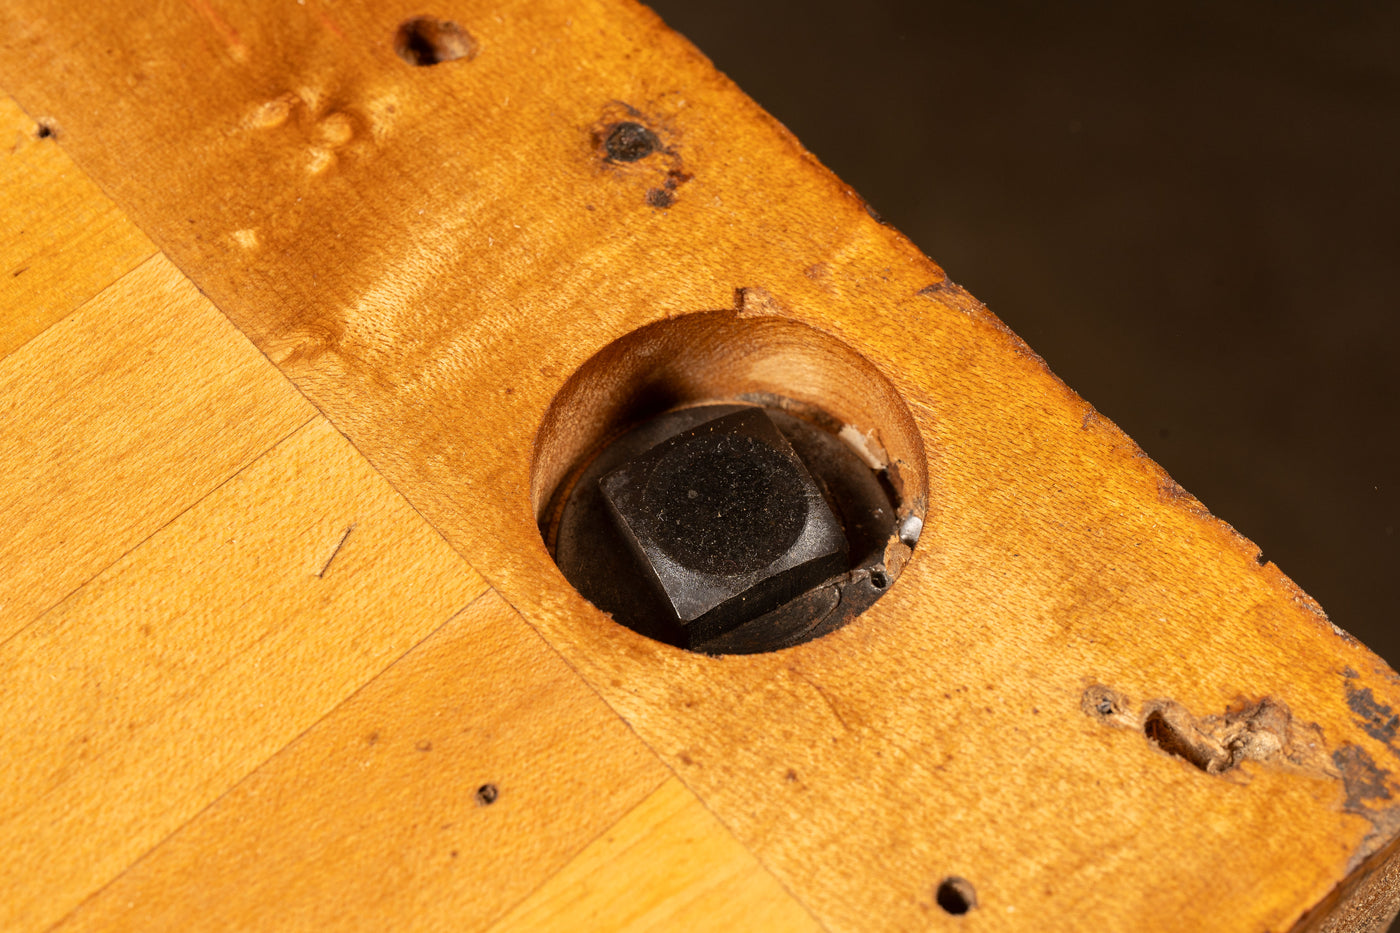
0;92;807;933
1;1;1399;931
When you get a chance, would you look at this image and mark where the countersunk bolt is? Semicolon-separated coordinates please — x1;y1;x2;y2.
600;407;848;647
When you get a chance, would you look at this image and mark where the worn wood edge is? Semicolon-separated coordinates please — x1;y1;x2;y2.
1291;831;1400;933
2;1;1398;927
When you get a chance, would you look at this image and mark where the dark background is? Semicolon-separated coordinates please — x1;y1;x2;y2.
647;0;1399;673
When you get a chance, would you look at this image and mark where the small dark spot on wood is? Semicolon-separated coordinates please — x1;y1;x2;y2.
450;850;459;858
475;783;499;806
936;877;976;915
416;740;433;752
1081;684;1127;720
35;122;55;139
12;267;28;278
677;751;694;766
1345;667;1361;679
367;731;379;745
1347;685;1400;752
394;17;476;66
646;187;674;208
603;121;657;162
784;768;798;782
1334;745;1393;812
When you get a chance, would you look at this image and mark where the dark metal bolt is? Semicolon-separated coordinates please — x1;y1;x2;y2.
604;121;658;162
599;408;848;646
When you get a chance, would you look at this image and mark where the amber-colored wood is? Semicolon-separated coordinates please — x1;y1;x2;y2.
0;417;487;931
0;255;313;634
57;591;670;932
485;778;822;933
2;1;1399;930
0;97;155;360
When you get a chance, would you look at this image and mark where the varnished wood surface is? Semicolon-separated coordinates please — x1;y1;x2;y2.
0;95;806;932
2;1;1399;930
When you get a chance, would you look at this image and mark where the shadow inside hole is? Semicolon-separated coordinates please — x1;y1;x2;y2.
394;16;476;66
1143;710;1215;772
936;876;976;915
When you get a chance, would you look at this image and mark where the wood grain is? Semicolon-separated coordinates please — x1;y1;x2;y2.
56;589;668;933
0;254;315;635
0;95;155;360
486;777;821;933
0;415;487;932
2;1;1398;930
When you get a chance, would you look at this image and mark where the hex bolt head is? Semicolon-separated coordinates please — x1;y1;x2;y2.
599;408;849;646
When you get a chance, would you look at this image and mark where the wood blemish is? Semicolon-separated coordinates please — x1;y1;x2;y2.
1085;686;1335;779
1334;745;1394;813
394;16;477;66
317;523;355;577
1348;685;1400;758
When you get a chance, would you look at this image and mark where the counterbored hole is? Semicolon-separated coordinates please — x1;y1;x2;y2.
394;17;476;66
936;877;977;915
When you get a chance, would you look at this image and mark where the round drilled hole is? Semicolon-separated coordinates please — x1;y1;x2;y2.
394;16;476;66
936;877;977;915
533;312;928;655
474;783;499;806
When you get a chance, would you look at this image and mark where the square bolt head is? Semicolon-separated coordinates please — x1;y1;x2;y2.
599;407;849;646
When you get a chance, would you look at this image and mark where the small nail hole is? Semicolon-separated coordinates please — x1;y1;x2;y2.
603;121;658;162
35;122;54;139
474;783;499;806
936;877;976;915
394;17;476;66
870;570;888;589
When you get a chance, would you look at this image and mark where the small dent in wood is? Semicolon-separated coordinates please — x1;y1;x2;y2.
1084;686;1336;779
394;17;477;67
